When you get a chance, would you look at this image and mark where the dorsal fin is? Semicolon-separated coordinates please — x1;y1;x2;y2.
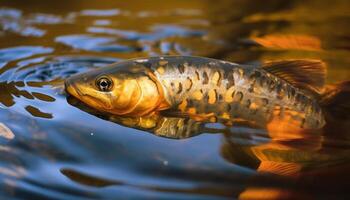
262;59;326;95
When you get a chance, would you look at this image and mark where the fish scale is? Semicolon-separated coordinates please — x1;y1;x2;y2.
65;55;330;130
149;56;324;128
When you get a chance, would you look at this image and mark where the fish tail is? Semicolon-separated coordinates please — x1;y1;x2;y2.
320;81;350;122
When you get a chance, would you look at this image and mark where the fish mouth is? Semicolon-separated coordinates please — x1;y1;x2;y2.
65;78;83;99
65;78;111;111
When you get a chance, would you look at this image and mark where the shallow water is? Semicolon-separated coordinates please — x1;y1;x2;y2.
0;0;349;199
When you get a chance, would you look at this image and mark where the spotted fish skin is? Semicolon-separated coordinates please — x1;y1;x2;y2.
134;56;325;129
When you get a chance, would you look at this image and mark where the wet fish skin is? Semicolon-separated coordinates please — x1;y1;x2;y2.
65;56;325;129
144;56;324;129
65;60;167;116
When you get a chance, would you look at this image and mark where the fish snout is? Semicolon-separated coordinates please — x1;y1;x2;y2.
65;76;83;99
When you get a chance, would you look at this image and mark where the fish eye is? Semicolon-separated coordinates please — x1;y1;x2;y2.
96;76;113;92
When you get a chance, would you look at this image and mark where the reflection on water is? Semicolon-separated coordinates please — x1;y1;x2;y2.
0;0;349;199
67;95;350;199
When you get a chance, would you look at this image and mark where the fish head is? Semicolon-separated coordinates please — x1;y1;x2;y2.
65;60;169;116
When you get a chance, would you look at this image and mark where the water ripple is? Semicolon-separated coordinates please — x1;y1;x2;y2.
56;35;134;52
0;1;349;199
0;46;52;64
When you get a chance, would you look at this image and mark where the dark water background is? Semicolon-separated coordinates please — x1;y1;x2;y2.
0;0;349;199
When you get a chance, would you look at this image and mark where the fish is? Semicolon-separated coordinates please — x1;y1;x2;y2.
65;55;350;130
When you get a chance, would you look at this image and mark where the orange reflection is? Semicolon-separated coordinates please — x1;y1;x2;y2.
251;34;322;51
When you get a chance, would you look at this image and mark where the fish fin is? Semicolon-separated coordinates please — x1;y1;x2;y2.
257;161;301;177
320;81;350;120
262;59;326;94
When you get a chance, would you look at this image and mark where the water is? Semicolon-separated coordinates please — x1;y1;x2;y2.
0;0;349;199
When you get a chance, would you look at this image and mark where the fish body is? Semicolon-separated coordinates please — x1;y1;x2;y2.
147;56;324;129
65;56;330;129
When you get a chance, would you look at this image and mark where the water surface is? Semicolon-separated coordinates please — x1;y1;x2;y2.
0;0;349;199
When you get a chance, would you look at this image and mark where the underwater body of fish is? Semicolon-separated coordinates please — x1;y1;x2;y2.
65;56;350;130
